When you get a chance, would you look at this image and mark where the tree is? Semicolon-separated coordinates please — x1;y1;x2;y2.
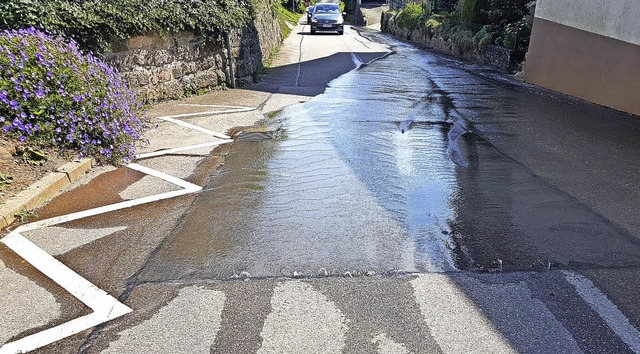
484;0;529;27
459;0;489;24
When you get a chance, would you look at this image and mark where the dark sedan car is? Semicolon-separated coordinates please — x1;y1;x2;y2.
306;5;315;24
309;3;345;35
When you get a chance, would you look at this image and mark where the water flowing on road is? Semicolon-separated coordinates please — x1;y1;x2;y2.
139;36;640;281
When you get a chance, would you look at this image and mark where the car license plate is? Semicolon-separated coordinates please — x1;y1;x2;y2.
321;24;333;28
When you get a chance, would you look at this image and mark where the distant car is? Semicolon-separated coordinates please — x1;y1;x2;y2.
309;3;345;35
306;5;315;24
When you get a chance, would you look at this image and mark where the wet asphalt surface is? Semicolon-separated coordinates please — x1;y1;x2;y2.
5;19;640;353
138;34;640;281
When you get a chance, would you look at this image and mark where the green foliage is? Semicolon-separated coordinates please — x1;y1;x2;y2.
484;0;530;27
392;0;532;54
432;0;458;13
395;3;425;30
459;0;488;24
0;172;12;190
14;208;37;222
277;7;301;40
0;0;41;29
450;28;475;53
460;0;477;22
425;18;442;39
266;0;283;16
0;0;253;54
280;0;305;14
501;18;531;51
15;146;47;165
473;25;494;50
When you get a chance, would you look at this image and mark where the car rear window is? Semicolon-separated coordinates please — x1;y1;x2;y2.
315;4;339;13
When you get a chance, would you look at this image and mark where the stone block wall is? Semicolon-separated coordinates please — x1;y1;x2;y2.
106;33;228;102
232;4;283;86
106;2;281;102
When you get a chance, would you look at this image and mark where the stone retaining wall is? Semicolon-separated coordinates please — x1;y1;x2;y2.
382;12;522;72
106;3;281;102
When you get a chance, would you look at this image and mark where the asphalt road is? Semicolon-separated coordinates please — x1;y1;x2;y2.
2;11;640;354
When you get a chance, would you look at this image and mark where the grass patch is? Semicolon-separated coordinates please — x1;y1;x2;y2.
15;209;37;223
277;7;302;40
0;173;12;191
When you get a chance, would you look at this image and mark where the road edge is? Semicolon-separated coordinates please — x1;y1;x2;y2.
0;158;94;229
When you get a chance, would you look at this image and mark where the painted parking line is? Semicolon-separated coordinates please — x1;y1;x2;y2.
177;103;257;110
564;271;640;352
155;104;257;140
0;104;255;353
0;234;132;354
136;140;233;160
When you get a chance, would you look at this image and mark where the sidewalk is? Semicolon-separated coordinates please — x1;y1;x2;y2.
0;87;311;352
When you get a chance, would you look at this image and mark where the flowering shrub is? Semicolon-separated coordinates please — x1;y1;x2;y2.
0;28;149;163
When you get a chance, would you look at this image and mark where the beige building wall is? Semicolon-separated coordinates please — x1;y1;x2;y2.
524;0;640;116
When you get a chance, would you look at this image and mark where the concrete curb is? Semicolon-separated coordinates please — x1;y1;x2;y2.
0;158;94;228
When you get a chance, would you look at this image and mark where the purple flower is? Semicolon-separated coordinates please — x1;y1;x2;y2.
1;27;149;163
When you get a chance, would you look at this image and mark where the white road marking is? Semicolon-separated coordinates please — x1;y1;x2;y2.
7;163;202;238
411;274;516;354
155;105;257;140
156;115;232;140
564;271;640;352
371;333;412;354
0;104;253;353
258;281;348;354
136;140;233;160
411;274;582;353
102;286;226;354
0;260;60;344
177;103;256;110
0;234;132;354
22;226;127;256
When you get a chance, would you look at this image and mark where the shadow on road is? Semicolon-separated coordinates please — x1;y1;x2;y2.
247;51;390;96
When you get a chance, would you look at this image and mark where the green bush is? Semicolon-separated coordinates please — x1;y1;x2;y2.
504;19;531;51
459;0;488;24
473;25;495;50
277;6;300;40
425;18;442;38
0;0;253;54
395;3;425;30
390;0;532;54
450;28;475;53
485;0;530;27
460;0;476;22
0;28;149;163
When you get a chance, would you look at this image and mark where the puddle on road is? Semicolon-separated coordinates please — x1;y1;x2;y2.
137;38;640;281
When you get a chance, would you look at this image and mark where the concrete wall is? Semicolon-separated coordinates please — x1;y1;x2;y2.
524;0;640;116
106;2;281;102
